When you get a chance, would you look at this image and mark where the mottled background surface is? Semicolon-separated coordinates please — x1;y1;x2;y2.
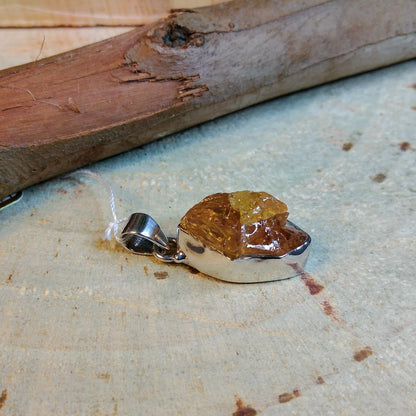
1;60;415;415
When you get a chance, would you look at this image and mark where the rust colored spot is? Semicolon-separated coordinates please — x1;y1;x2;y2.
0;389;7;410
187;266;200;274
321;300;340;322
120;265;123;273
154;271;169;280
229;21;235;29
411;106;416;110
57;188;67;194
342;142;353;151
322;300;334;315
399;142;412;151
97;373;110;380
278;390;301;404
233;397;257;416
95;239;127;254
290;263;324;295
410;83;416;89
372;173;386;183
278;392;293;403
354;346;373;362
301;273;324;295
316;376;325;384
143;265;149;276
7;274;12;282
54;252;58;258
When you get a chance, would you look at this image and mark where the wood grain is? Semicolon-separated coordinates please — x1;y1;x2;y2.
0;0;415;199
0;28;134;70
0;0;226;27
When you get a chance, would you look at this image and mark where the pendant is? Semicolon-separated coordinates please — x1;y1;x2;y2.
119;191;311;283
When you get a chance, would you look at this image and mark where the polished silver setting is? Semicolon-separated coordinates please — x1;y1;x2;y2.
120;213;169;255
0;191;23;211
120;213;186;263
177;220;311;283
120;212;311;283
153;237;187;263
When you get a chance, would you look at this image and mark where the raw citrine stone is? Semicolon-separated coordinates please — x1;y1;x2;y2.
179;191;308;260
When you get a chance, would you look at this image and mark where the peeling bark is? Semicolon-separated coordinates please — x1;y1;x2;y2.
0;0;415;199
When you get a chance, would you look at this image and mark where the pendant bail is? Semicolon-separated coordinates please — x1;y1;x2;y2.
120;213;169;255
119;213;186;263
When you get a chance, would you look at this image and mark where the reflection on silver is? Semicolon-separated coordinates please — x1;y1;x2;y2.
0;191;22;211
120;213;311;283
119;213;169;255
177;221;311;283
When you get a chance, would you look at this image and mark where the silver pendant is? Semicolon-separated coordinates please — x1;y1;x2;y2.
119;192;311;283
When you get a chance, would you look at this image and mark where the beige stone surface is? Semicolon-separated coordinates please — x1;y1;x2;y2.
0;60;415;415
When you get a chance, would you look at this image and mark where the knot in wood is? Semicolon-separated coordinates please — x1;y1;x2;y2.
162;22;204;48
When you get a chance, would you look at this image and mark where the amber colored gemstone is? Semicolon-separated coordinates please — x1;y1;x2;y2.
179;191;308;260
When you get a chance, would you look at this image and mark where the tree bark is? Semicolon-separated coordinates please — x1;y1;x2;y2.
0;0;415;199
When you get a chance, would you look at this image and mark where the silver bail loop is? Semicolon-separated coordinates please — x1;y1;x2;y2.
120;213;169;255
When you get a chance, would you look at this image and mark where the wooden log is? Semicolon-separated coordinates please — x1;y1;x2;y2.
0;0;415;200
